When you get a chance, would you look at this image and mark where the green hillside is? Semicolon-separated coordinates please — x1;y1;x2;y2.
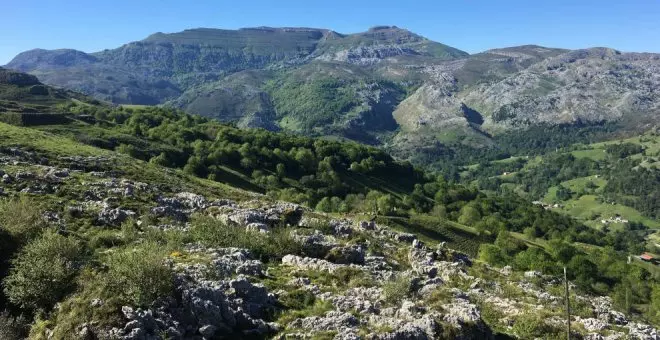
462;129;660;252
0;72;658;338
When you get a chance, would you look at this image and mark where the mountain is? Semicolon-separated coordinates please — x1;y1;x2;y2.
5;28;660;168
0;74;658;338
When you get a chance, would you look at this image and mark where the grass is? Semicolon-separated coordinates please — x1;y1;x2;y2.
375;215;481;256
0;122;107;156
276;299;334;326
558;195;660;229
570;148;607;161
120;104;152;109
189;214;302;262
561;176;607;193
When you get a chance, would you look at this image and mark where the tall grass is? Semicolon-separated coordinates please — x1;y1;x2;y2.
189;214;302;262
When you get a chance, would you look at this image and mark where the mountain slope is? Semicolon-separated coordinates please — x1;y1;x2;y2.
5;28;660;171
0;67;101;113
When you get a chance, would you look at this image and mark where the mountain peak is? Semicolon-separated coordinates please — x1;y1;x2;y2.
367;25;402;31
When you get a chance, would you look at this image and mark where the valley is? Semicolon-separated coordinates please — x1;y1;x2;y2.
1;20;660;339
0;65;658;338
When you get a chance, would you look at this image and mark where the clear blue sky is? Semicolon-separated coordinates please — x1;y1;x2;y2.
2;0;659;64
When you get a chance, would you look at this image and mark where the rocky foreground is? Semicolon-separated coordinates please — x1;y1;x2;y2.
0;146;658;339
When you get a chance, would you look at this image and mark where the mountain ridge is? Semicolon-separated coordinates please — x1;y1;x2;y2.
5;26;660;170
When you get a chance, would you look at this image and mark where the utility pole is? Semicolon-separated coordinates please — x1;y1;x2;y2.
564;267;571;340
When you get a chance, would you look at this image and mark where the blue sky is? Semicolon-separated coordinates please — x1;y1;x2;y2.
1;0;659;64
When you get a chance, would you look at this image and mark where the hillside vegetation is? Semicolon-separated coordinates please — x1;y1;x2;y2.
461;129;660;255
0;77;658;338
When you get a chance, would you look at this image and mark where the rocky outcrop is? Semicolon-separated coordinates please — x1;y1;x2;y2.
111;246;278;339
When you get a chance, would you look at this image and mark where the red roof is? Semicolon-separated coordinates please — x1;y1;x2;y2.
640;253;654;261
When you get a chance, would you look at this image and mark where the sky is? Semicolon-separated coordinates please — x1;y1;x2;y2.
1;0;659;64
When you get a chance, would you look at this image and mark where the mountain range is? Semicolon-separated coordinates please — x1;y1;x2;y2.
5;26;660;167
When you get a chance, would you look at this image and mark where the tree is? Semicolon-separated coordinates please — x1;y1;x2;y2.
315;197;333;213
115;144;139;158
184;156;208;177
377;194;396;215
430;204;447;218
567;255;598;290
149;152;171;167
276;163;286;178
513;247;553;272
458;205;481;226
548;240;577;264
294;148;316;173
478;244;507;266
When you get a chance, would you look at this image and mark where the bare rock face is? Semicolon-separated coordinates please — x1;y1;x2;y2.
110;247;278;339
289;311;359;332
325;244;366;265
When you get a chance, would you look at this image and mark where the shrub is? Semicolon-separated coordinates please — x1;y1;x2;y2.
477;244;508;267
0;196;44;242
279;289;316;310
4;231;84;311
105;242;174;307
189;215;301;262
383;275;413;304
0;310;29;340
511;313;552;338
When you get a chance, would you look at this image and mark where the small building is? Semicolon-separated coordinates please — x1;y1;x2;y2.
640;253;657;264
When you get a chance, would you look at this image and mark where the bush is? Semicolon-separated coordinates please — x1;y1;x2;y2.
4;231;84;311
189;215;301;262
513;247;553;272
0;310;29;340
105;242;173;307
478;244;508;267
511;313;553;338
279;289;316;310
383;275;414;304
0;196;44;242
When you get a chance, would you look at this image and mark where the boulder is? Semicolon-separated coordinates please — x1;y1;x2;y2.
326;244;366;265
97;207;135;226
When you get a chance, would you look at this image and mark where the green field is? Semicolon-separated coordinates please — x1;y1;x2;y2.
558;195;660;229
570;148;607;161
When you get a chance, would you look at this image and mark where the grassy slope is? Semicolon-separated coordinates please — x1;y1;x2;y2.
463;130;660;233
0;122;253;202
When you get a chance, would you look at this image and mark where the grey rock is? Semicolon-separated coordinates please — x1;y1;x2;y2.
198;324;217;338
394;232;417;243
330;219;354;236
326;244;366;265
442;298;482;329
15;171;35;180
98;207;135;226
289;311;359;332
246;222;269;233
